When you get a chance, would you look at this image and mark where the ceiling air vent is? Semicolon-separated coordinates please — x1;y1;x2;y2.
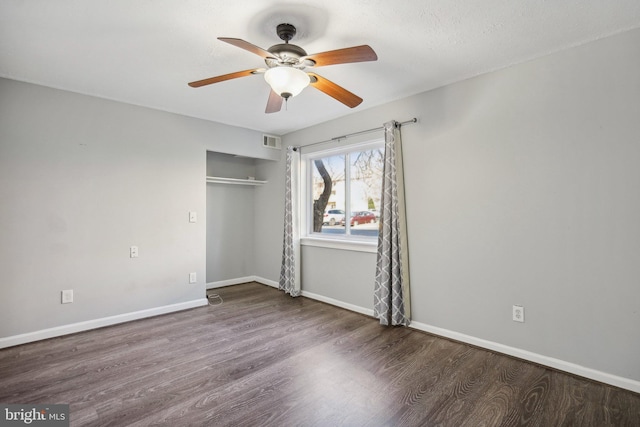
263;134;282;149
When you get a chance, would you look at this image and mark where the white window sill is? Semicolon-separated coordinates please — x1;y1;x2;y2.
301;236;377;253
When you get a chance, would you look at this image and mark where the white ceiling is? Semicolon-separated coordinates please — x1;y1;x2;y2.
1;1;640;135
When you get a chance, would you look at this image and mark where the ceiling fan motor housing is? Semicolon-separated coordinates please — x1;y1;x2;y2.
266;43;307;66
266;23;308;67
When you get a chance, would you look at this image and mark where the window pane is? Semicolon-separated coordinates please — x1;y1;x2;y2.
304;141;384;243
349;147;384;237
312;154;345;235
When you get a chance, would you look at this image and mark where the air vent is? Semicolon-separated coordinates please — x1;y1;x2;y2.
263;134;282;149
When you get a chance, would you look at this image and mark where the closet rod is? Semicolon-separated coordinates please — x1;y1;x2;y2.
298;117;417;151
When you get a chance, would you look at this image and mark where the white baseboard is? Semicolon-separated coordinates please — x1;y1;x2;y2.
252;277;375;319
253;276;278;288
206;276;258;289
252;276;373;316
300;290;375;318
208;275;278;289
409;320;640;394
164;276;640;393
250;277;640;393
0;298;208;350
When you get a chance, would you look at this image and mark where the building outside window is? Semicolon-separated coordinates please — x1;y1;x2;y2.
303;140;384;243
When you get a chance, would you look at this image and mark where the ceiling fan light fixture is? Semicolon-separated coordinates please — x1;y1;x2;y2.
264;67;310;99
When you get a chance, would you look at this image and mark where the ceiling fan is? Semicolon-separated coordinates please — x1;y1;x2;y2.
188;23;378;113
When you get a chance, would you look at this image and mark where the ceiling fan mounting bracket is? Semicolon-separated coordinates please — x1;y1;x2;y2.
276;23;297;43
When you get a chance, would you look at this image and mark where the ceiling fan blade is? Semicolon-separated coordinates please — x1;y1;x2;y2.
307;72;363;108
188;69;258;88
218;37;275;59
304;45;377;67
265;90;283;114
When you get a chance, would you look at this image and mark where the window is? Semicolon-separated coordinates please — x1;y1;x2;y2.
302;140;384;250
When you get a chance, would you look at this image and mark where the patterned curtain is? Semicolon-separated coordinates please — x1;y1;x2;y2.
279;146;301;297
374;121;411;325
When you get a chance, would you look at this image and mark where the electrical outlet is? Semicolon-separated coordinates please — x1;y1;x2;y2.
513;305;524;323
189;272;197;284
130;246;138;258
61;289;74;304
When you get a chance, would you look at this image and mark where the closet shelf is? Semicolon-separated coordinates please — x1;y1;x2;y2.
206;176;267;186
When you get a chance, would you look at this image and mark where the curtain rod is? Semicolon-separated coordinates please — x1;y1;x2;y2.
297;117;417;151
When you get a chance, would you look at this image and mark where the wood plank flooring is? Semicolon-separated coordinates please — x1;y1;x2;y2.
1;282;638;426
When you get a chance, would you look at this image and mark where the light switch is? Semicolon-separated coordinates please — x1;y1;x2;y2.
61;289;73;304
130;246;138;258
189;211;197;223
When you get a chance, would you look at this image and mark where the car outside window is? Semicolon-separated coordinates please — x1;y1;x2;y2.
304;140;384;243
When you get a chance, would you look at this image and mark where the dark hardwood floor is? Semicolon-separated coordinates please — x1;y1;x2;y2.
1;282;638;426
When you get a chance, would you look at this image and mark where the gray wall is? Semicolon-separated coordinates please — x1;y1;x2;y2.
2;24;639;387
0;78;268;338
253;158;286;282
255;28;640;383
206;152;258;282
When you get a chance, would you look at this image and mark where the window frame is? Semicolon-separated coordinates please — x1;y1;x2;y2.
300;138;384;253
